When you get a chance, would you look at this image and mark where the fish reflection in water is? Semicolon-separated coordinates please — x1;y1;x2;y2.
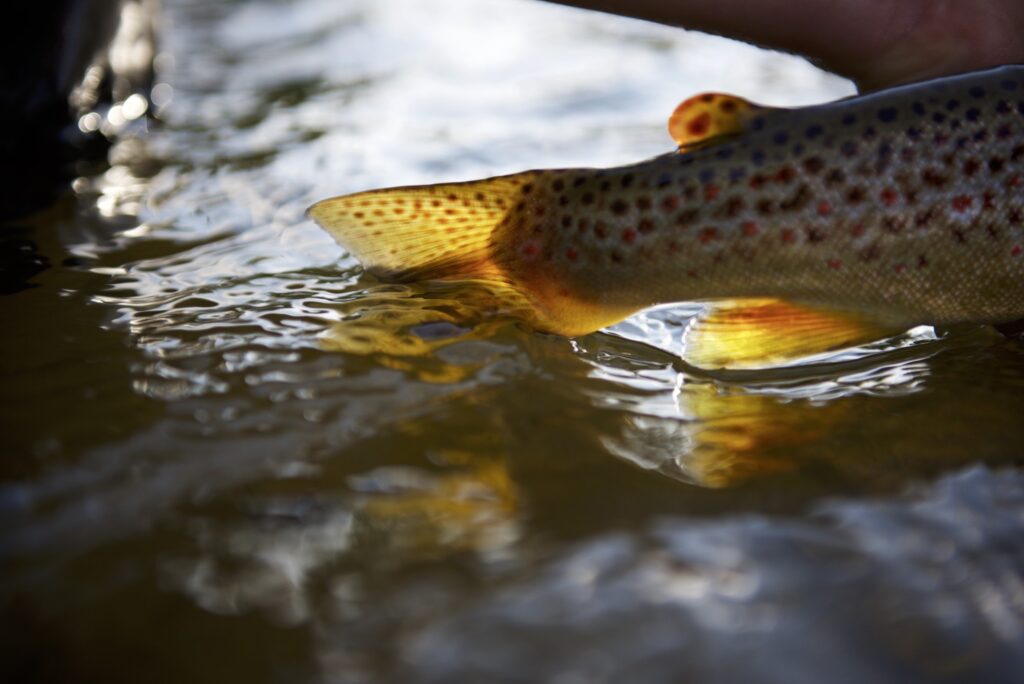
316;279;1015;510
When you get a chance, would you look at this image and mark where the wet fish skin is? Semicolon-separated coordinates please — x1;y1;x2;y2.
308;65;1024;365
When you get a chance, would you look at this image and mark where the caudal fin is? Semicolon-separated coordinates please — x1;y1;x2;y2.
306;172;536;282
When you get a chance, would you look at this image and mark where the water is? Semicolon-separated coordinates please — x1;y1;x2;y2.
3;0;1024;681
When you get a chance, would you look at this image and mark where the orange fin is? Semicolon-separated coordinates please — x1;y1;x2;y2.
682;299;895;370
668;93;771;150
306;173;535;282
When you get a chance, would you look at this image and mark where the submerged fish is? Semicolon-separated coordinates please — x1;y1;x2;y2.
308;65;1024;369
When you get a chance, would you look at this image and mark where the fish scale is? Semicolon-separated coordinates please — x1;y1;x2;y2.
308;65;1024;369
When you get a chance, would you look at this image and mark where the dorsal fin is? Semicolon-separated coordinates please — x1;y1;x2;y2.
668;93;771;150
682;298;895;369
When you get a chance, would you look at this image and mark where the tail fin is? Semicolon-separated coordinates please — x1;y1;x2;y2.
306;172;536;282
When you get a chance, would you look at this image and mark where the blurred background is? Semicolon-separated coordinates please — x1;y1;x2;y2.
2;0;1023;682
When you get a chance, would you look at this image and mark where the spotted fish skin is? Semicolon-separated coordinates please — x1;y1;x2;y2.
493;65;1024;329
309;65;1024;352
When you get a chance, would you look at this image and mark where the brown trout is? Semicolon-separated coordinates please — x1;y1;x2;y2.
308;65;1024;368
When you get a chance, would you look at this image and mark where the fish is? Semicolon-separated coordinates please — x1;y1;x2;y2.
307;65;1024;369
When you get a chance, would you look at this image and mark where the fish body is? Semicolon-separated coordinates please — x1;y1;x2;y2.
309;65;1024;368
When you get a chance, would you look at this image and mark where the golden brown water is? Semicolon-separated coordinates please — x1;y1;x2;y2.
3;1;1024;681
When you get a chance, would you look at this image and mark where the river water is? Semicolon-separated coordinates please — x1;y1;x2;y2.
3;0;1024;682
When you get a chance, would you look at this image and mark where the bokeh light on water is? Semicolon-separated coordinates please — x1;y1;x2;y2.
2;0;1024;681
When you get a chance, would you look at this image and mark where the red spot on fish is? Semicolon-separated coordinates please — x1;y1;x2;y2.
720;99;737;113
781;229;796;243
703;184;720;201
594;222;608;239
621;228;637;244
1007;174;1024;187
638;219;655;234
565;247;578;261
826;258;842;270
983;192;996;210
1013;245;1023;257
699;227;719;243
851;223;865;237
963;159;980;176
749;174;765;189
741;221;759;236
880;188;898;207
817;200;833;216
521;242;540;258
894;262;907;273
687;269;698;278
661;196;680;211
918;254;929;268
774;166;796;184
952;195;973;212
688;112;711;137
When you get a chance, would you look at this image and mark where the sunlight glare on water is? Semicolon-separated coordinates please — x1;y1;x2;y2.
2;0;1024;682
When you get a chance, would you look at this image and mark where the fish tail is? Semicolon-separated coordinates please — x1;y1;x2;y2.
308;172;638;334
306;172;535;284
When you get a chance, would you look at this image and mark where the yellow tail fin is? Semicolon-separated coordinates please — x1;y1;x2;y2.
306;172;536;282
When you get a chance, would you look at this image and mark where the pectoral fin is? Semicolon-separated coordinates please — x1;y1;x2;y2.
668;93;772;150
682;299;896;369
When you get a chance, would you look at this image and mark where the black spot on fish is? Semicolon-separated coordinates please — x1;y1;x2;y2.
825;169;846;186
751;150;766;165
878;107;898;122
969;86;986;99
805;124;824;139
751;116;766;130
779;183;812;211
1002;79;1018;91
945;99;960;111
966;108;981;122
656;173;672;188
841;113;857;126
912;101;926;116
773;131;789;145
906;126;923;139
932;112;946;124
997;100;1012;114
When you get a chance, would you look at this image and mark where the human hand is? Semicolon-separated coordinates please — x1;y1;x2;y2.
546;0;1024;91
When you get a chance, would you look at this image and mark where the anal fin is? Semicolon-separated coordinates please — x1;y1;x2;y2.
683;299;896;370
